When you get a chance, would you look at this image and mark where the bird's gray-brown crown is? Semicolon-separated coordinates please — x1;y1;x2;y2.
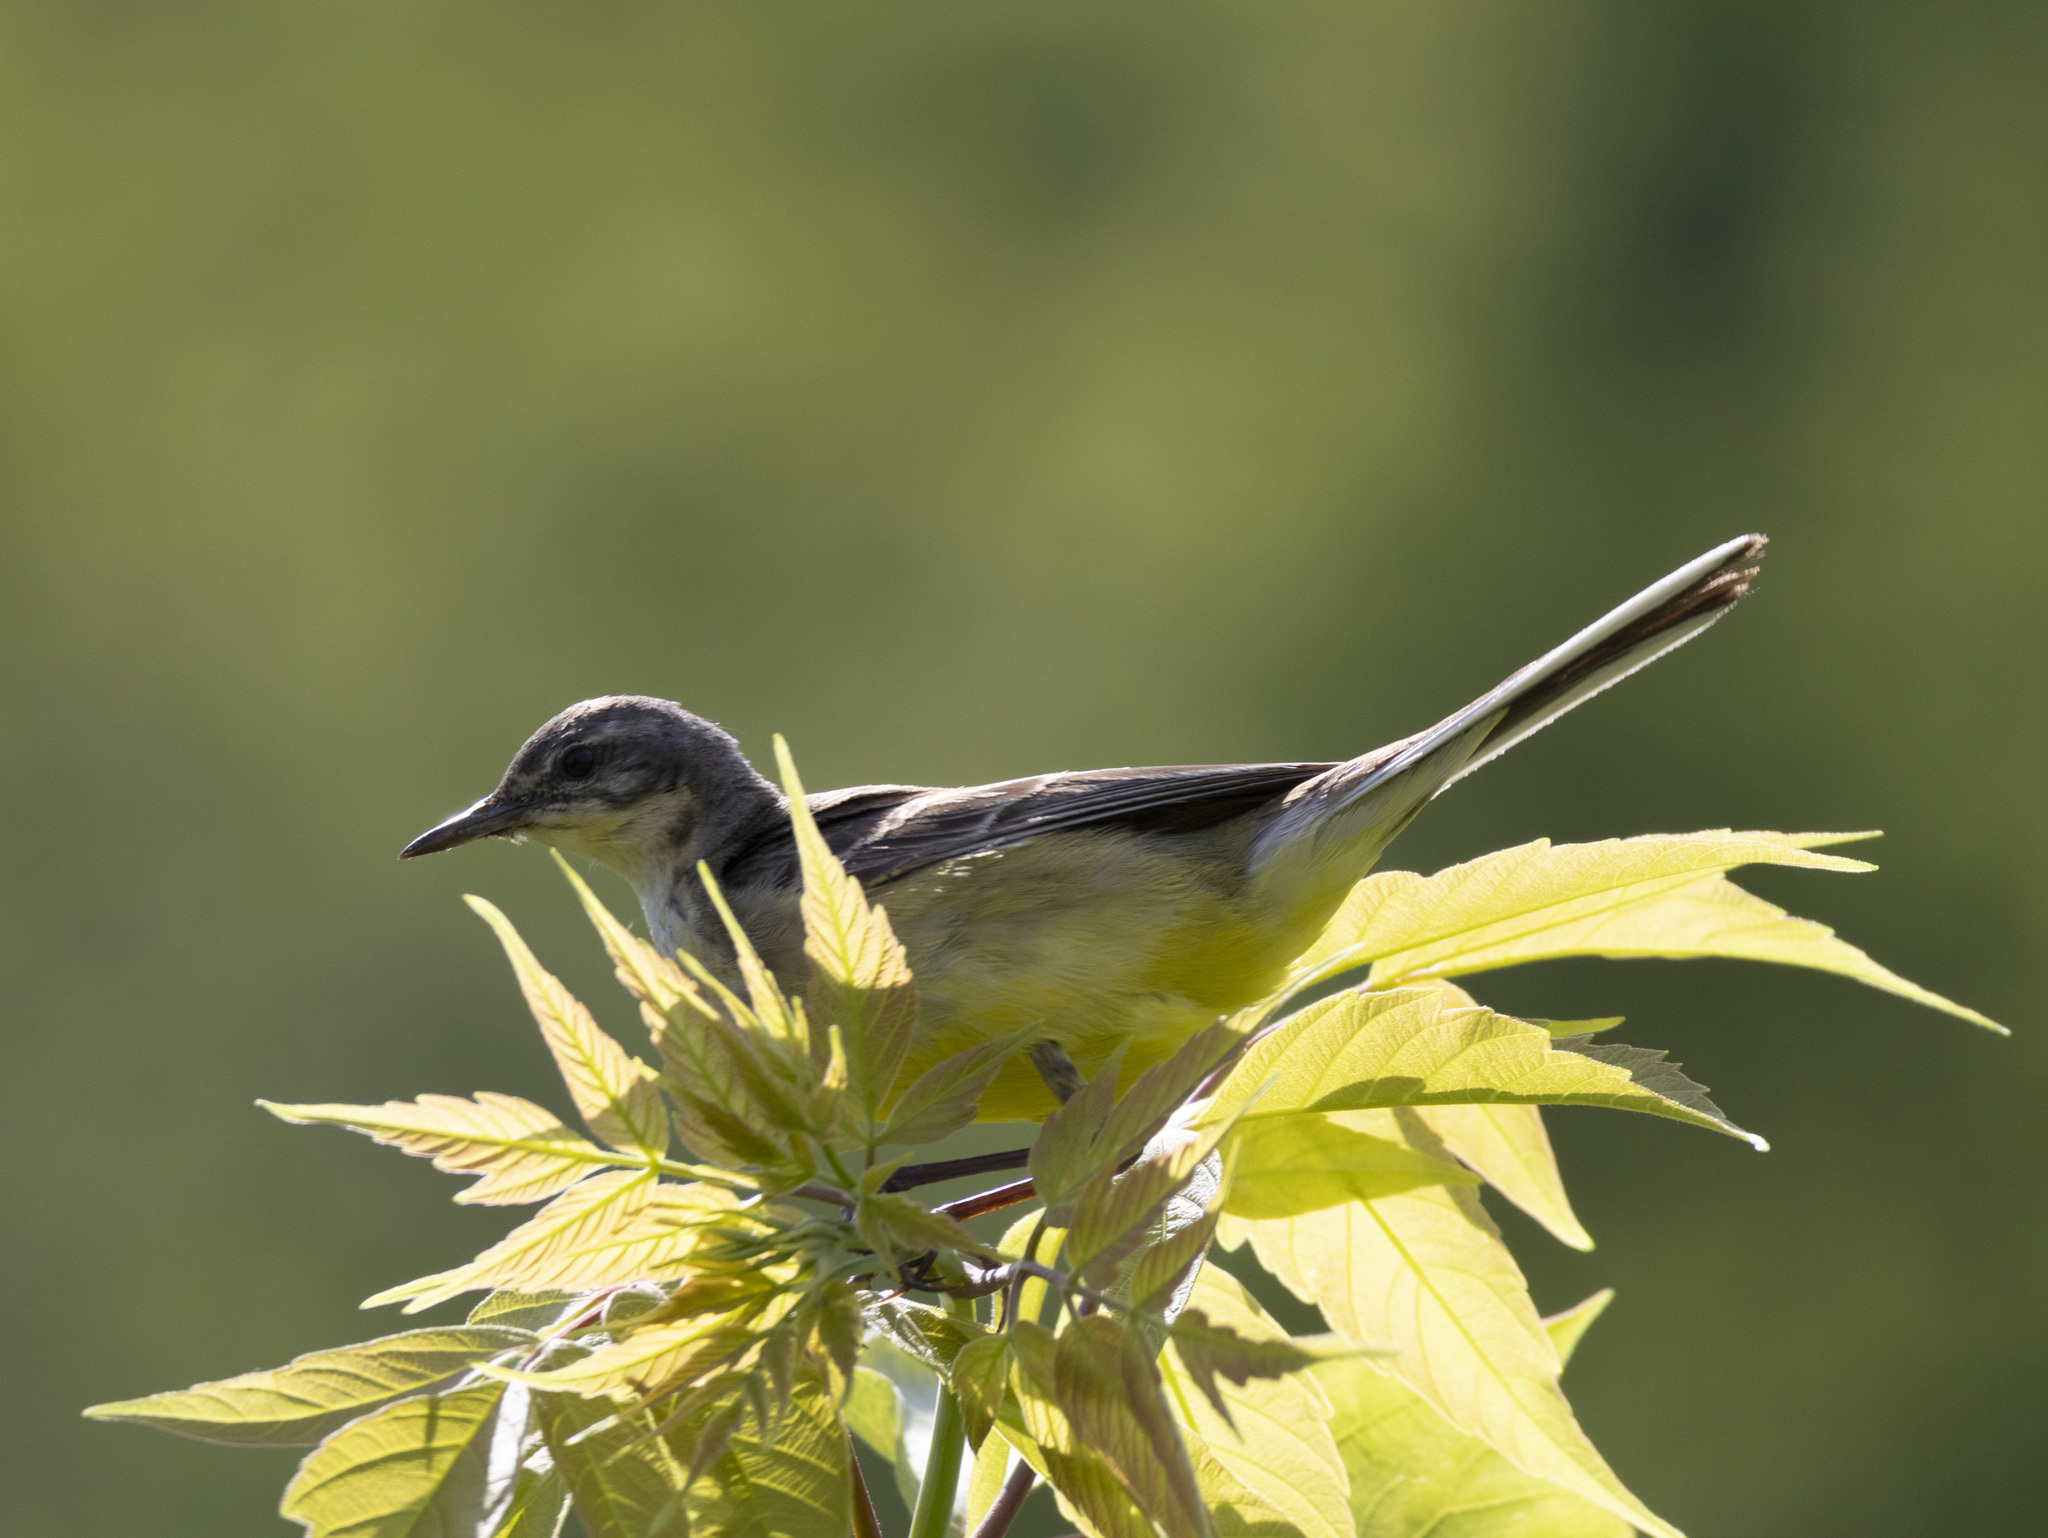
399;696;783;882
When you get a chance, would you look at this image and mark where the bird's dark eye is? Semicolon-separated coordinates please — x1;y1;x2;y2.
559;745;599;781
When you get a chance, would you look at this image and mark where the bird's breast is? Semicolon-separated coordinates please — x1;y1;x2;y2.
869;826;1296;1118
673;825;1318;1122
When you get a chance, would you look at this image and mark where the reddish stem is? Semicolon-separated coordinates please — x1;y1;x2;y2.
968;1458;1038;1538
936;1176;1036;1223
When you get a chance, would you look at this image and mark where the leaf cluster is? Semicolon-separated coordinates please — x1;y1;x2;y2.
87;773;1997;1538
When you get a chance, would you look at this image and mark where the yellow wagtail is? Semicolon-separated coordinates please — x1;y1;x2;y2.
403;535;1766;1120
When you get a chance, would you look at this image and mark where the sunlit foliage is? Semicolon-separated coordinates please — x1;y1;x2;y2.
87;748;1994;1537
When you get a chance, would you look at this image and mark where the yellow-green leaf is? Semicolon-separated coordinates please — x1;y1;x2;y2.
693;863;803;1051
1312;1351;1633;1538
1222;1113;1476;1221
490;1464;569;1538
688;1369;851;1538
500;1313;765;1402
1055;1313;1217;1538
867;1296;989;1374
1029;1047;1130;1218
1090;1019;1254;1176
1399;982;1593;1250
1220;1109;1681;1538
538;1389;693;1538
466;1291;580;1332
950;1334;1012;1451
625;1270;781;1337
1126;1184;1225;1319
565;865;801;1163
807;1279;862;1405
1389;865;2004;1028
84;1328;528;1447
1008;1321;1154;1538
1169;1309;1332;1427
1184;1437;1314;1538
1543;1289;1614;1370
881;1024;1040;1148
467;897;671;1155
365;1173;723;1313
1069;1120;1234;1281
1199;985;1763;1148
261;1095;623;1205
775;737;919;1122
842;1364;898;1454
673;1074;800;1171
1294;831;2000;1031
1163;1266;1354;1538
844;1364;913;1503
1294;831;1866;984
279;1382;516;1538
852;1341;935;1513
1410;1100;1592;1251
861;1189;999;1262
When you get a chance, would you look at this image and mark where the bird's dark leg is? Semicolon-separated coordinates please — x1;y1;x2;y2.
879;1043;1105;1202
1025;1041;1085;1103
880;1042;1083;1194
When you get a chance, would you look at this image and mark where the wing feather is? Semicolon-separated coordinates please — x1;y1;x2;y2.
721;764;1334;892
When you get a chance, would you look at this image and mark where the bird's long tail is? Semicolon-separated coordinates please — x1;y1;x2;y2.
1248;534;1768;912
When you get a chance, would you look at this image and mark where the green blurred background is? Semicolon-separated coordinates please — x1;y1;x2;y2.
3;2;2042;1533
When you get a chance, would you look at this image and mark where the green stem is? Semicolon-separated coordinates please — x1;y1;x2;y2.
821;1142;860;1190
906;1294;977;1538
652;1155;769;1192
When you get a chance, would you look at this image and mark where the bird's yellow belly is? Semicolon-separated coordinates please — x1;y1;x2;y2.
871;827;1302;1122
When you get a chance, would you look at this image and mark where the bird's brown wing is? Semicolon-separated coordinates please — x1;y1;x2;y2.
723;762;1339;892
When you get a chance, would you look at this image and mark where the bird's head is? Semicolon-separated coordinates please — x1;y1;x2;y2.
399;696;780;880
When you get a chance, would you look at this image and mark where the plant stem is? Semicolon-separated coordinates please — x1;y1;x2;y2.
906;1294;977;1538
997;1215;1048;1329
847;1428;885;1538
514;1287;624;1369
793;1181;856;1208
967;1458;1037;1538
936;1176;1036;1223
653;1155;770;1192
883;1147;1031;1193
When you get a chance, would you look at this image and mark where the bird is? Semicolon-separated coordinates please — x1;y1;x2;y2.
403;534;1767;1122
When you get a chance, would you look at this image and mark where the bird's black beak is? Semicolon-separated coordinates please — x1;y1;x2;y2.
399;795;529;859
